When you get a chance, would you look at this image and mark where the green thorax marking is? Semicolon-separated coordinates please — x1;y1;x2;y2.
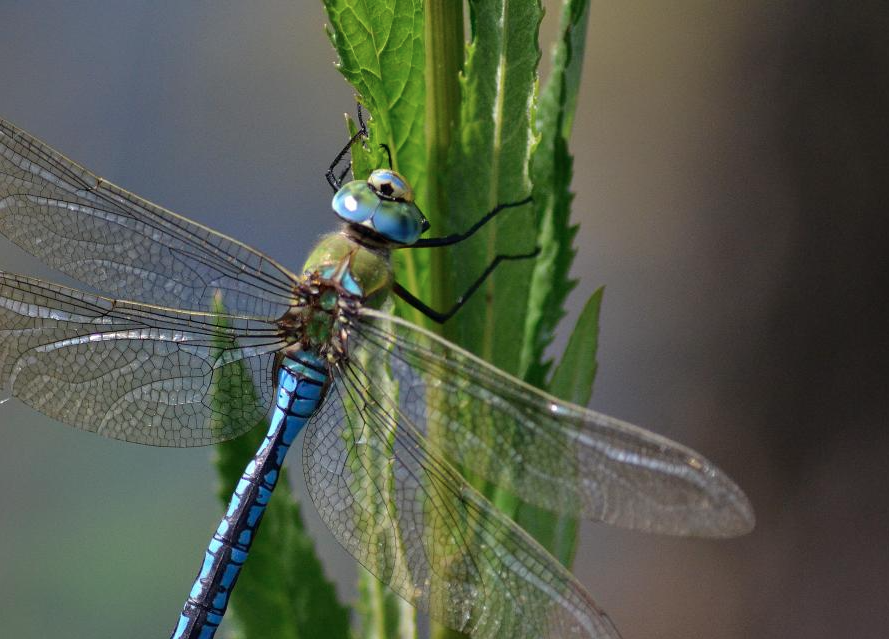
302;232;393;309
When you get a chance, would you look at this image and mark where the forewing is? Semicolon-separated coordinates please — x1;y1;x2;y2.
0;118;297;317
302;361;621;639
352;310;754;537
0;272;283;446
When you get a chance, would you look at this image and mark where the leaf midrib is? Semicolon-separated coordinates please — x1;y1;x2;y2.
482;0;511;364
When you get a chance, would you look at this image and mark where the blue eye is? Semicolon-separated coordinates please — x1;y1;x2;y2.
372;202;423;245
332;172;426;245
331;182;377;223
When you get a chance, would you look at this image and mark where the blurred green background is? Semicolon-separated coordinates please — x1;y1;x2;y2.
1;1;886;638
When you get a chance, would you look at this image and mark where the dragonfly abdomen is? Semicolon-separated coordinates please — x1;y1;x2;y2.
171;351;329;639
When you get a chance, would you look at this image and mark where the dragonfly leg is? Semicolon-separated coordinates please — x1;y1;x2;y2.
325;104;369;191
407;196;533;249
392;246;540;324
379;143;394;169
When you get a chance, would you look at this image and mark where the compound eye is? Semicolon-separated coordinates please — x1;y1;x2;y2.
368;169;413;203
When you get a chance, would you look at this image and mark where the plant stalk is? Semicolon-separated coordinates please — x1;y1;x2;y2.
424;0;463;328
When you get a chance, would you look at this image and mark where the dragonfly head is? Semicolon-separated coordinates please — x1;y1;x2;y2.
332;169;429;245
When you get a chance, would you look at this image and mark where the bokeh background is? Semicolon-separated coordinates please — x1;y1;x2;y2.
1;2;887;638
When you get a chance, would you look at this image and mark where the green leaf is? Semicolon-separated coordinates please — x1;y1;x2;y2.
355;554;417;639
323;0;426;184
430;3;544;637
512;0;596;570
210;299;349;639
324;1;597;638
323;2;427;636
324;0;429;327
524;0;593;387
341;340;418;639
439;0;543;373
549;287;603;407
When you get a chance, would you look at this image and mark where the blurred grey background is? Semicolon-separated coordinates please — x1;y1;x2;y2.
1;1;887;638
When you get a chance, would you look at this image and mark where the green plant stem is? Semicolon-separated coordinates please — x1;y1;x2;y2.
424;0;463;328
425;6;470;639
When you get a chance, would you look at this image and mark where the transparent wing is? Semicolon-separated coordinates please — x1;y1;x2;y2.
0;271;284;446
0;118;298;317
350;310;754;538
302;360;622;639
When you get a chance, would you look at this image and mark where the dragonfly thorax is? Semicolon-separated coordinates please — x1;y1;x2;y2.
284;233;393;361
301;232;394;309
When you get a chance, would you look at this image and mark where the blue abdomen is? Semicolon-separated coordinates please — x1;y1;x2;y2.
171;350;329;639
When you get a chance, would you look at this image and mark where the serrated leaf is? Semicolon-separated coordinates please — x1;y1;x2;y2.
324;3;597;639
323;0;425;194
439;0;543;374
324;0;429;326
430;4;545;638
513;0;595;571
523;0;592;387
323;3;427;637
210;300;349;639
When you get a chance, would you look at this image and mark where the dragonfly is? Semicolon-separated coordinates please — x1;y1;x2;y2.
0;113;754;639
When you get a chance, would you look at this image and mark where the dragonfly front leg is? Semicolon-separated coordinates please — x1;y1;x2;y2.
171;353;328;639
325;104;369;192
